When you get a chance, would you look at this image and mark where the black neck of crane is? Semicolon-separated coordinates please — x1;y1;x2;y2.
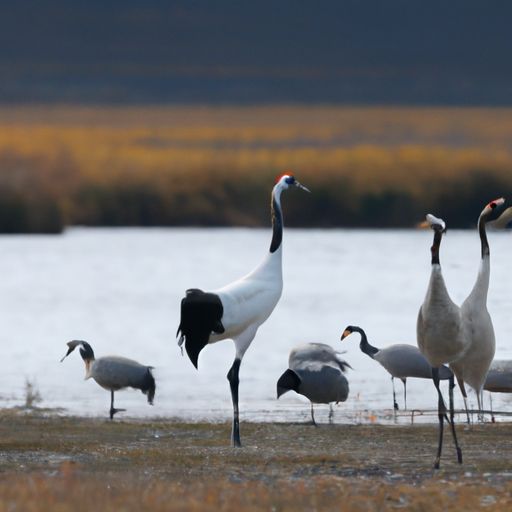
269;192;283;253
79;342;95;361
478;214;490;258
431;229;443;265
351;327;379;358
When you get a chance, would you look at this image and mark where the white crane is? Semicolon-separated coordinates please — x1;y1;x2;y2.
277;343;350;425
60;340;156;419
450;198;503;421
340;325;452;411
177;173;309;446
417;214;464;469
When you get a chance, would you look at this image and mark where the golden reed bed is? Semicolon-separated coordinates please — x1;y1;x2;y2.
0;105;512;231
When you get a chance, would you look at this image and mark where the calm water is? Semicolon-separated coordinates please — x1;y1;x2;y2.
0;228;511;423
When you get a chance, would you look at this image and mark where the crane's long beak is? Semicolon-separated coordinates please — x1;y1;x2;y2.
340;329;351;341
60;340;80;362
60;348;73;363
296;181;311;193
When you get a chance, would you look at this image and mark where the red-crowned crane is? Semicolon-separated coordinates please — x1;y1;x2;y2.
451;198;504;422
177;173;309;446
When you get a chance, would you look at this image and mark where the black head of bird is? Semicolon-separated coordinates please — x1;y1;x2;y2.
340;326;355;341
60;340;95;363
276;369;302;399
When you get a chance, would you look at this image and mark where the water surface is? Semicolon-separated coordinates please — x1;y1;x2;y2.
1;228;511;423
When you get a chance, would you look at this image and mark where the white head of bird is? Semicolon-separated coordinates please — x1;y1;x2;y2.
425;214;446;232
274;173;310;194
480;197;505;219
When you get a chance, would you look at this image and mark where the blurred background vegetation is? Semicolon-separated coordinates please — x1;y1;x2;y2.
2;2;512;233
1;105;512;233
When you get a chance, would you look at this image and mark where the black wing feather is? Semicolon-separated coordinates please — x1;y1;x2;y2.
176;289;224;369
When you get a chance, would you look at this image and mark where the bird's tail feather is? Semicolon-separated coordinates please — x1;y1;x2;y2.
335;357;353;372
142;367;156;405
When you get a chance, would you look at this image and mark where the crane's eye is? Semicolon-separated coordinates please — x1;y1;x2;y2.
490;202;496;209
285;176;295;185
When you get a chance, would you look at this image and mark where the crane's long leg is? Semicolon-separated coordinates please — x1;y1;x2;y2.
310;402;318;426
401;378;407;410
476;390;484;422
432;367;446;469
110;390;115;420
448;374;463;464
392;376;399;411
456;375;471;425
328;403;334;424
109;390;126;420
490;393;495;423
227;358;242;447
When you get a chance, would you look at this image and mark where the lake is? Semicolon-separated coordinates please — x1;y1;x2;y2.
0;227;511;424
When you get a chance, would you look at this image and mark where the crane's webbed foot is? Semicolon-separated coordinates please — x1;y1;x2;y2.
109;407;126;420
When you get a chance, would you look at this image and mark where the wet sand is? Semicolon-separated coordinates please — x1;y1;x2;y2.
0;409;511;510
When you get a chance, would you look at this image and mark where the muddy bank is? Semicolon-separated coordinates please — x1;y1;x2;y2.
0;409;511;510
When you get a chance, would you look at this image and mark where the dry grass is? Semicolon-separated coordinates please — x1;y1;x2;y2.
1;409;512;510
2;106;512;188
0;474;510;512
1;105;512;230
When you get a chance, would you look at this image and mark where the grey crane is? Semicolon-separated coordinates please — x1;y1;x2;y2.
340;325;453;411
484;359;512;422
417;202;505;467
417;214;464;469
60;340;156;419
484;359;512;393
277;343;350;425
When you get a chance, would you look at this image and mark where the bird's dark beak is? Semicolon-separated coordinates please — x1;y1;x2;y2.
60;349;71;363
295;181;311;193
340;329;351;341
60;344;76;362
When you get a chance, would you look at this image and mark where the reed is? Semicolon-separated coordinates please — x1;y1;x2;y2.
1;106;511;232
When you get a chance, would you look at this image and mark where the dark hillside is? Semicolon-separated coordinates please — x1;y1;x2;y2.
1;1;511;104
